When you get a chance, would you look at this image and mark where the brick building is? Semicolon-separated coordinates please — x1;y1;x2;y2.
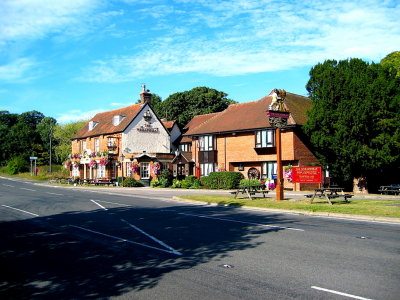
69;86;174;185
174;90;320;191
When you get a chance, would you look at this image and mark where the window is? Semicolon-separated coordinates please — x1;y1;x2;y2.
88;121;99;131
262;162;277;179
107;137;117;150
126;162;132;177
81;140;87;152
112;115;125;126
140;162;150;179
72;165;80;177
94;138;100;152
199;135;214;151
200;163;215;176
97;165;106;178
179;143;191;152
255;129;275;148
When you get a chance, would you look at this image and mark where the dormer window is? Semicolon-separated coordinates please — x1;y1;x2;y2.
112;115;125;126
88;121;99;131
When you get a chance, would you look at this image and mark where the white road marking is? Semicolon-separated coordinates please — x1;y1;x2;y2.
95;200;130;207
311;286;374;300
70;225;182;256
1;205;39;217
178;212;304;231
20;188;36;192
2;184;14;187
46;192;63;196
120;219;181;256
90;199;108;210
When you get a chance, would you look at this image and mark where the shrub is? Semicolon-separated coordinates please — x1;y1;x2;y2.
150;178;160;187
201;172;244;189
123;177;144;187
181;175;200;189
200;176;211;188
171;179;182;188
239;178;262;186
159;169;173;186
7;156;29;175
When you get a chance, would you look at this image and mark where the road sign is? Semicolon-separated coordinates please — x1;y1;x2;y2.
30;157;38;160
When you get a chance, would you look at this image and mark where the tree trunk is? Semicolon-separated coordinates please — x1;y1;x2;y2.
353;176;368;194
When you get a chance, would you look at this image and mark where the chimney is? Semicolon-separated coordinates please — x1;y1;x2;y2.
140;84;152;104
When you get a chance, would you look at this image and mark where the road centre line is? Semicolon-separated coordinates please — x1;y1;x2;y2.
46;192;64;196
70;225;181;256
20;187;36;192
2;184;14;187
1;205;39;217
120;218;181;256
311;286;374;300
177;212;304;231
90;199;108;210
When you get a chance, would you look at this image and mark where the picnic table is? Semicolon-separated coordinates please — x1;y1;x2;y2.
378;185;400;195
306;187;353;205
85;179;115;186
231;185;269;200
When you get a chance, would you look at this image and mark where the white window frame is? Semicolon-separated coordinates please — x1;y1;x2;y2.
200;163;215;177
126;162;132;177
255;129;275;148
72;165;80;177
199;135;214;151
262;161;277;179
140;162;150;179
97;165;106;178
94;138;100;152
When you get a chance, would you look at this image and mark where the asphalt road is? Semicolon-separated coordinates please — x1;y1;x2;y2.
1;177;399;300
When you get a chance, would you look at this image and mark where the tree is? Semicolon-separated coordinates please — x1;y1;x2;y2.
381;51;400;78
53;120;87;163
36;117;57;166
153;87;236;125
304;58;400;191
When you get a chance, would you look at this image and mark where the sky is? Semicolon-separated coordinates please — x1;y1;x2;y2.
0;0;399;123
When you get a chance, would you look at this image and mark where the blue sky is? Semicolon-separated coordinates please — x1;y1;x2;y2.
0;0;399;123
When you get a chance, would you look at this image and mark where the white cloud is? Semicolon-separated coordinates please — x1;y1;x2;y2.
0;0;102;45
0;58;39;82
80;0;400;82
56;108;103;123
110;102;134;107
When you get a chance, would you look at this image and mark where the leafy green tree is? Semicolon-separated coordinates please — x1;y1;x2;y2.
0;111;18;163
381;51;400;77
53;120;87;163
153;87;236;125
304;58;400;191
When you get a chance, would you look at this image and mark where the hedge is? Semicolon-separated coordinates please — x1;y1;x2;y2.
200;171;244;189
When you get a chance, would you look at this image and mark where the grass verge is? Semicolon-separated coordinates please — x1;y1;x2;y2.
178;195;400;218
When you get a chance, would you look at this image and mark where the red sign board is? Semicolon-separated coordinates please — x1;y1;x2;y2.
292;166;322;183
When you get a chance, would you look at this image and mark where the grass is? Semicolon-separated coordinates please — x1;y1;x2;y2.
178;195;400;218
0;165;70;181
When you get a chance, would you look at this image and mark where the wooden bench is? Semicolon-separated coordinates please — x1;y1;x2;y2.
378;185;400;195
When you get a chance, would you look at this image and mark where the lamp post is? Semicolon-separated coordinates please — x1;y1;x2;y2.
120;153;125;186
266;89;290;201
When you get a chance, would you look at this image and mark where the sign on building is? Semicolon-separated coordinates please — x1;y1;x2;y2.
292;166;322;183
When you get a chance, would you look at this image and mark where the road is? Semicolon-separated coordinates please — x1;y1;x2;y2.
1;176;399;299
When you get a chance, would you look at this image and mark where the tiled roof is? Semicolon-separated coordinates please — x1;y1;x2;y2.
184;92;311;136
73;104;145;139
162;120;176;130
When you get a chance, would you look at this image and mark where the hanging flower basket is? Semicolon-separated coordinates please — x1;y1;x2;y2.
71;153;81;159
64;159;71;169
89;160;97;168
283;165;293;182
131;163;139;173
99;157;109;166
151;162;161;175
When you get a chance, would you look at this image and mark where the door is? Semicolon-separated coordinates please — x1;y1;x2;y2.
140;162;150;179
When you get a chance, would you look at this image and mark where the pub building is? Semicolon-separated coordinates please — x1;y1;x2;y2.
69;87;321;191
174;90;321;191
69;86;175;186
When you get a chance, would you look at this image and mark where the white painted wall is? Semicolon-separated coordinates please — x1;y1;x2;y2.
169;123;181;151
122;104;171;154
